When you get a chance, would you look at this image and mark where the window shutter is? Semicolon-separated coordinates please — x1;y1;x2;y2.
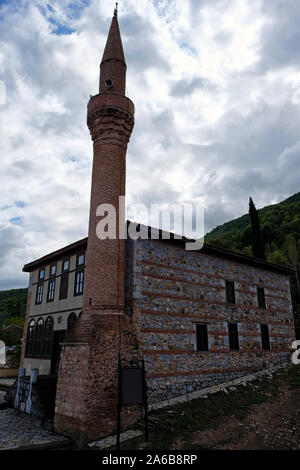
59;273;69;300
261;324;270;350
228;323;239;351
196;324;208;351
226;281;236;304
257;287;266;309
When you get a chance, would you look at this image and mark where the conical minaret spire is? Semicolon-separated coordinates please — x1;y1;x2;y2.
99;6;126;94
84;4;134;315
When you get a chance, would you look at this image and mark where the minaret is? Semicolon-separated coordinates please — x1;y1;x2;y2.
85;6;134;315
54;9;139;443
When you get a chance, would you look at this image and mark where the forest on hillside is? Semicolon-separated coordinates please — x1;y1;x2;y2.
0;288;27;346
0;288;27;324
206;192;300;314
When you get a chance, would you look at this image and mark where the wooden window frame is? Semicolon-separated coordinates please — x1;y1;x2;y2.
38;267;45;281
76;252;85;267
225;280;236;305
59;272;69;300
62;258;70;273
66;312;77;340
49;263;57;278
74;270;84;296
25;319;36;357
196;324;209;352
47;279;56;302
35;283;44;305
35;318;44;356
43;316;54;358
228;322;239;351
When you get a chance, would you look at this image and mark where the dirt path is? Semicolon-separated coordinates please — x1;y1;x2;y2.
191;384;300;450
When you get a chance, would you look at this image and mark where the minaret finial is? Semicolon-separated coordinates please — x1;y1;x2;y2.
114;2;118;17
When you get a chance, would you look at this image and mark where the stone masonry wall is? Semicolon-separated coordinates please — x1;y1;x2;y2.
130;239;295;403
54;313;142;443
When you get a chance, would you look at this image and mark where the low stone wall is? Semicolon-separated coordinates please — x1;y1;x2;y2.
6;376;52;422
149;361;291;411
147;353;289;403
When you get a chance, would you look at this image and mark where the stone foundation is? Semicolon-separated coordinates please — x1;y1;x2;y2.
54;313;142;444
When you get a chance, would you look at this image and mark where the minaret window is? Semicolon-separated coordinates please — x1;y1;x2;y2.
105;79;113;88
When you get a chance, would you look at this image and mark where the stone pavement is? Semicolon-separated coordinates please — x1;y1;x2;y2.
0;408;70;449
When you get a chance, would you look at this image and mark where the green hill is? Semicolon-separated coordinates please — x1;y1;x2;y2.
206;192;300;251
0;288;27;325
205;192;300;317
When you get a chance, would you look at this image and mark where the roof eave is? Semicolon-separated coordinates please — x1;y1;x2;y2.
22;237;88;273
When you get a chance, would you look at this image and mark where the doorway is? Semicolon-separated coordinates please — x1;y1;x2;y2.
51;330;65;375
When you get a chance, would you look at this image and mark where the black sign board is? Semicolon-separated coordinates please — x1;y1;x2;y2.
121;368;144;405
117;356;148;450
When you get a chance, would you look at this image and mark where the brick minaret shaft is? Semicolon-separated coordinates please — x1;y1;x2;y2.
54;11;140;443
85;9;134;314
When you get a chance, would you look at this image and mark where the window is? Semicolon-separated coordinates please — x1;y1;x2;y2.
62;259;70;272
25;320;36;356
257;287;266;309
225;281;236;304
196;324;208;351
47;279;55;302
43;316;54;357
74;270;84;295
261;324;270;350
66;312;77;339
50;264;56;277
35;283;44;304
59;273;69;300
25;317;54;359
35;318;44;356
228;323;239;351
77;253;85;266
38;268;45;280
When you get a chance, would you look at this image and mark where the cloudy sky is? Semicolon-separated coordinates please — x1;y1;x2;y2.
0;0;300;289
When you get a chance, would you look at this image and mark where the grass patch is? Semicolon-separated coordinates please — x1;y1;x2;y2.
121;364;300;450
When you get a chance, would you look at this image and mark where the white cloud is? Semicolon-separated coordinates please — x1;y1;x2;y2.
0;0;299;288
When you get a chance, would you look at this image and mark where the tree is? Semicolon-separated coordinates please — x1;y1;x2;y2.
284;234;300;290
249;197;265;260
